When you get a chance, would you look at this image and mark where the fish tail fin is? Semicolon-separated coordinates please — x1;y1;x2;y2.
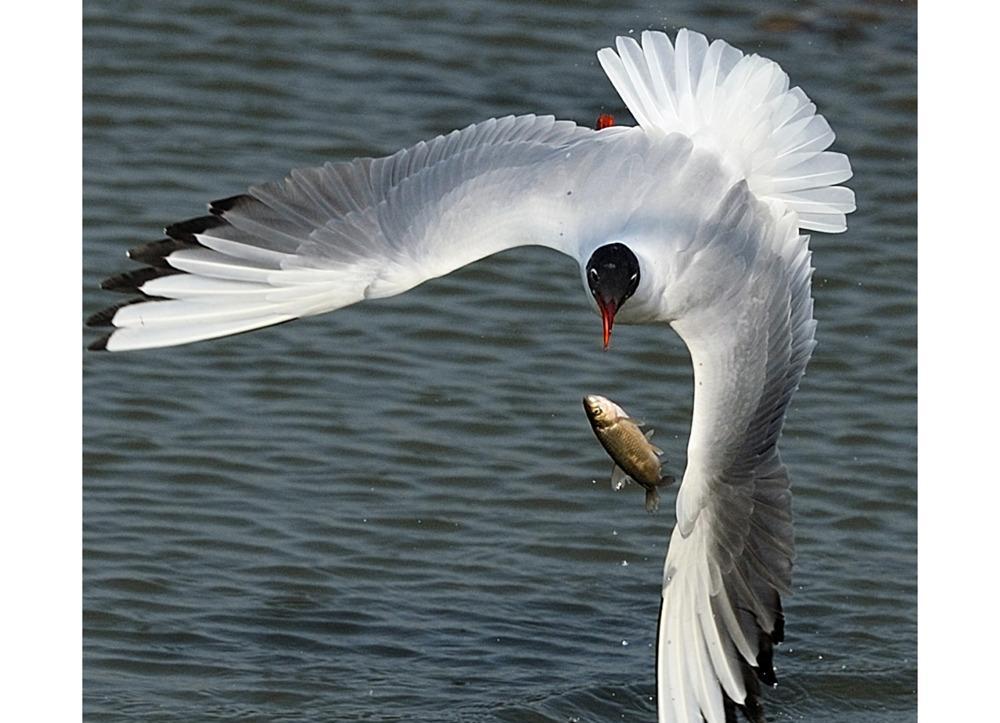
644;486;660;513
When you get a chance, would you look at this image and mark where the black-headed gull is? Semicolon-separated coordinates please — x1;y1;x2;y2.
88;28;855;723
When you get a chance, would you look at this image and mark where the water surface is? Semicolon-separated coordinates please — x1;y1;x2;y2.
84;1;917;720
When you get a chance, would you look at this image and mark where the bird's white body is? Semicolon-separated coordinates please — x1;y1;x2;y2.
90;29;854;723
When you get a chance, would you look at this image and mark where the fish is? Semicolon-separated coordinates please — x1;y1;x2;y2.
582;394;674;512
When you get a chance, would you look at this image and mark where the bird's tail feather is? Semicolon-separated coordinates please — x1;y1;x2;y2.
597;28;855;233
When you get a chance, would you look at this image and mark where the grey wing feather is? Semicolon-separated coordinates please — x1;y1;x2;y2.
90;116;647;351
656;187;812;721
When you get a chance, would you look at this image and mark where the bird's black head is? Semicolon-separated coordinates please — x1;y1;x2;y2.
585;243;640;350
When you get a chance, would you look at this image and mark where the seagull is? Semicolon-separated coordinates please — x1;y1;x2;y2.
87;28;854;723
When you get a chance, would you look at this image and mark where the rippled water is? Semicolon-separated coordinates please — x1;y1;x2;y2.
83;1;917;720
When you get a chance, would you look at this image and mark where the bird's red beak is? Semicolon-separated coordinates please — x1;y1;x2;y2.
598;297;617;350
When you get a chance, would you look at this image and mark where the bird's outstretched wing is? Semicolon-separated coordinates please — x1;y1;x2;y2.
654;185;813;723
592;29;852;722
88;115;654;351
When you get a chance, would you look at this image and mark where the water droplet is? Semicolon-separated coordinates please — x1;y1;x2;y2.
621;560;629;567
621;639;629;646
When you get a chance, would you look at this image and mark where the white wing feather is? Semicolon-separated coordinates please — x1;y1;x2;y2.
655;186;809;722
93;116;642;351
92;116;722;352
597;29;855;233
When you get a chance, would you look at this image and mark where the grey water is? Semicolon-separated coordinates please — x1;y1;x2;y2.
83;1;916;720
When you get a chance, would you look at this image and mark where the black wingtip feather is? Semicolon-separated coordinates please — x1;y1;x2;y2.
100;266;182;294
771;599;785;644
755;635;777;687
86;298;147;327
165;214;227;242
753;597;784;687
724;696;738;723
128;238;200;267
737;658;768;723
209;193;253;215
720;595;785;721
88;333;111;352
